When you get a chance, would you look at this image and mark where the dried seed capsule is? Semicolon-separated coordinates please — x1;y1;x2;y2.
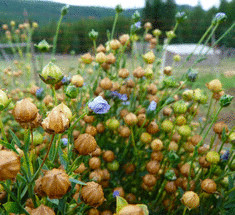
31;204;55;215
81;181;105;207
151;151;163;161
147;121;159;134
123;163;135;174
100;77;112;90
89;170;103;183
124;113;138;126
118;205;144;215
71;75;84;87
102;169;110;180
213;121;228;134
91;147;102;157
201;179;217;194
88;208;100;215
146;160;160;174
89;157;101;170
110;39;121;50
13;98;38;123
81;53;93;64
151;139;163;151
42;108;69;134
199;156;210;168
101;210;112;215
206;79;222;93
181;191;199;209
86;125;97;137
125;193;136;203
190;134;202;146
165;181;177;193
74;134;97;155
119;34;130;45
84;115;95;124
118;68;129;79
97;44;106;53
143;174;157;187
96;123;105;133
41;169;71;199
103;150;115;163
74;162;86;174
140;132;152;144
133;66;145;78
119;126;131;138
182;179;195;191
180;163;194;177
163;66;172;76
0;150;21;181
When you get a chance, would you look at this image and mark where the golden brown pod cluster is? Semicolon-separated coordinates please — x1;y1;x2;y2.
74;133;97;155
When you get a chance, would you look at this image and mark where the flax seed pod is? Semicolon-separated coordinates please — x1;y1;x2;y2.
143;174;157;187
91;147;102;157
165;181;177;193
163;107;172;116
41;169;71;199
12;98;38;123
151;151;163;162
140;132;152;144
0;150;21;181
125;193;136;204
110;39;121;50
201;179;217;194
84;115;95;124
146;160;160;174
118;205;144;215
123;163;135;174
151;139;163;151
213;121;228;134
147;121;159;134
118;68;129;79
119;126;131;138
180;163;194;177
89;157;101;170
88;208;100;215
89;170;103;183
106;53;116;64
137;114;148;127
147;83;157;95
199;156;210;168
71;75;84;87
97;44;106;53
102;169;110;181
81;182;105;207
181;191;199;209
74;134;97;155
182;179;195;191
96;123;105;133
86;125;97;137
124;113;138;126
100;77;112;90
101;210;112;215
31;204;55;215
74;163;86;174
103;150;115;163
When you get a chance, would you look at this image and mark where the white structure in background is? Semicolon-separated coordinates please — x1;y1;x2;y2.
165;43;221;66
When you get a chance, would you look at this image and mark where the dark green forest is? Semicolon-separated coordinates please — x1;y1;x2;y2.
0;0;234;53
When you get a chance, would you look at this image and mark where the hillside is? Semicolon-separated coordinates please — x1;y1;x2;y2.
0;0;138;25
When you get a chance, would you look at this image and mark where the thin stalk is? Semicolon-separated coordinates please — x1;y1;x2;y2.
130;126;137;155
111;13;119;40
52;14;64;58
31;134;55;182
182;207;187;215
51;85;58;105
0;113;8;143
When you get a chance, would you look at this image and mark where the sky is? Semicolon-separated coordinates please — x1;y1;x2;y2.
47;0;223;10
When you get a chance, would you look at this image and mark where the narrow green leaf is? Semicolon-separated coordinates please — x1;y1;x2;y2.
69;178;86;186
116;196;128;214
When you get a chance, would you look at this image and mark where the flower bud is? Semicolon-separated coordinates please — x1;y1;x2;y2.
166;31;175;39
175;11;187;23
182;191;199;209
115;4;123;13
13;98;38;123
40;62;63;85
201;179;216;194
206;151;220;164
81;181;105;207
35;40;51;52
173;54;181;62
212;12;227;25
74;133;97;155
89;29;98;40
61;5;69;16
71;75;84;87
0;150;21;181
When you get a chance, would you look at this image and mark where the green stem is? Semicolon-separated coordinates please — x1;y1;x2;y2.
69;109;88;131
0;113;8;143
93;40;97;54
182;207;187;215
111;13;119;40
52;14;64;57
31;134;55;182
130;126;137;155
51;85;58;105
67;156;82;174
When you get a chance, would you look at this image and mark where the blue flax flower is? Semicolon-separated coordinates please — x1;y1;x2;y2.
221;150;230;161
113;190;120;198
147;101;157;111
111;91;128;101
61;138;68;146
88;96;110;114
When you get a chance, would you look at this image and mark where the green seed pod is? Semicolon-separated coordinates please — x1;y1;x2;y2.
0;89;11;111
178;125;191;137
161;120;174;132
206;151;220;164
31;131;44;146
107;160;119;171
40;62;63;85
35;40;51;52
106;118;120;130
173;101;187;114
65;85;78;98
